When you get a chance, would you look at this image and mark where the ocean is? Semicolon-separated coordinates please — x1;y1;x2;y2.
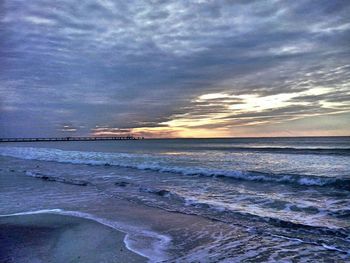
1;137;350;262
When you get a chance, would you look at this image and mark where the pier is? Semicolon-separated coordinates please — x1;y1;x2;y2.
0;136;143;143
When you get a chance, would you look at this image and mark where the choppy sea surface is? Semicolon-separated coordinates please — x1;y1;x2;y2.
1;137;350;262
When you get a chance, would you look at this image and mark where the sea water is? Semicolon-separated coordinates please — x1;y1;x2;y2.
1;137;349;262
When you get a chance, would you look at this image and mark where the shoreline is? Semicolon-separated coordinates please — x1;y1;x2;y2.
1;150;349;262
0;212;147;263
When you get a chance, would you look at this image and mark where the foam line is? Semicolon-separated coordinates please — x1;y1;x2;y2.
0;209;171;262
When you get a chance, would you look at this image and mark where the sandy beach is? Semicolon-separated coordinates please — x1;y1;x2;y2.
1;139;349;262
0;213;146;263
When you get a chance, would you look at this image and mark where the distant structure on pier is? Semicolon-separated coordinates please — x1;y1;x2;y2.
0;136;144;143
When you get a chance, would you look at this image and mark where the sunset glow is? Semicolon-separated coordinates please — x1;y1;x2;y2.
1;1;349;138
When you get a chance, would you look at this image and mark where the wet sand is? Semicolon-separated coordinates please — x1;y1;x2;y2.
0;213;146;263
2;156;349;262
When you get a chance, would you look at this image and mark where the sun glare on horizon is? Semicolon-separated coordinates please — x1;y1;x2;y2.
1;1;349;138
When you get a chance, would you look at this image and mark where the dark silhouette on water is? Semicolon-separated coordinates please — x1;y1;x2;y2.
0;136;144;142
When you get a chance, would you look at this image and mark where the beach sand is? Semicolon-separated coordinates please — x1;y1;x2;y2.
0;213;147;263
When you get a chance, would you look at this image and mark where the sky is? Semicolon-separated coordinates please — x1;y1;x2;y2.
1;0;350;138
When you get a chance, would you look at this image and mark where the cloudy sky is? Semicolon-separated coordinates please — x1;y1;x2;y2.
1;0;350;138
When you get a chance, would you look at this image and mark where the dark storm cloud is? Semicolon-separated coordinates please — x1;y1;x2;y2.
1;0;350;136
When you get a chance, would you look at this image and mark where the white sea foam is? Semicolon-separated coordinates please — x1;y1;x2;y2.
0;146;346;188
0;209;64;217
0;209;171;262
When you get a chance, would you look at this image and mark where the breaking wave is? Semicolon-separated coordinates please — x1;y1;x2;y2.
190;146;350;156
25;171;92;186
1;146;349;190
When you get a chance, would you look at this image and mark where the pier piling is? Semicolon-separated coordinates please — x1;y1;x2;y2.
0;136;142;143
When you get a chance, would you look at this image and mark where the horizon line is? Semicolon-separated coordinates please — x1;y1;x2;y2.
1;135;349;140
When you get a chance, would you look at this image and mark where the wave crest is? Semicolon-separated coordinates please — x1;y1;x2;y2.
1;146;349;190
